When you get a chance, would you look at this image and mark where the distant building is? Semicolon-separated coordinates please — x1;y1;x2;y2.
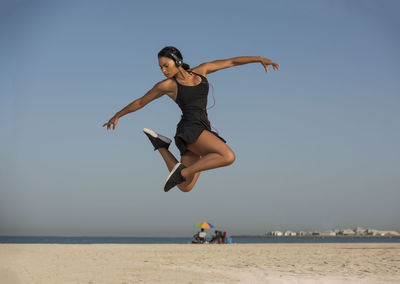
320;231;336;236
354;227;367;235
365;229;400;236
270;231;283;236
375;230;400;237
367;229;385;236
284;231;296;236
312;231;320;236
338;229;355;236
267;227;399;238
387;231;400;236
373;231;386;236
298;231;307;236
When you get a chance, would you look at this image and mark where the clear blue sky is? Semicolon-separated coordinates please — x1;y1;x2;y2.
1;0;399;237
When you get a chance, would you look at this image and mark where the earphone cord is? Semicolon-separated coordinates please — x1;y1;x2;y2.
202;81;219;135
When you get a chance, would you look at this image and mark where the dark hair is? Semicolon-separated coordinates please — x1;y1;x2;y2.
158;46;190;70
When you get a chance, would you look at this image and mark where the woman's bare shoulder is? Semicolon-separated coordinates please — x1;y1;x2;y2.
155;78;177;91
153;78;178;100
190;66;208;77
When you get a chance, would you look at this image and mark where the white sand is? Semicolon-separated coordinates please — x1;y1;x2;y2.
1;243;399;283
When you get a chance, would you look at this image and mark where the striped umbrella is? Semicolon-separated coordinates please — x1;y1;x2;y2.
194;222;215;229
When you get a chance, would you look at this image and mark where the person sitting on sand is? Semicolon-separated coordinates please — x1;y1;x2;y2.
199;228;207;243
193;228;207;243
210;230;219;244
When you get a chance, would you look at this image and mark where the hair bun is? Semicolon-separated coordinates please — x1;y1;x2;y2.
182;63;190;71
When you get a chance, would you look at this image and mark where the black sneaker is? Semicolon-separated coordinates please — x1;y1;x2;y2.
164;163;187;192
143;128;171;151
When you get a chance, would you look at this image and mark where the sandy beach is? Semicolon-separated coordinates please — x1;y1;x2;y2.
1;243;399;283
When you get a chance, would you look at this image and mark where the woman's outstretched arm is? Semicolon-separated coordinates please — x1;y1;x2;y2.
193;56;279;75
103;80;171;130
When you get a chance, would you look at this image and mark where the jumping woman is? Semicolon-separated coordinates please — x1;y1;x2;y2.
103;46;279;192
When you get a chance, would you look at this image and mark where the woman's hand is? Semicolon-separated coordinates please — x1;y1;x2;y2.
260;57;280;73
103;113;120;130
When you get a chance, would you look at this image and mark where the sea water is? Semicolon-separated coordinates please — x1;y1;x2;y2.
1;236;399;244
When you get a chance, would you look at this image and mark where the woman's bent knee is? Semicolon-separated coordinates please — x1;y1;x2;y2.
178;184;194;192
224;149;236;165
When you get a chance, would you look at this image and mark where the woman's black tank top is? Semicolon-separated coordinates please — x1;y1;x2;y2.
174;71;209;114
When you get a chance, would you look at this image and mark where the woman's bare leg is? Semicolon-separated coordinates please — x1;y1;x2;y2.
177;151;201;192
181;130;235;178
157;148;178;171
158;131;234;192
158;148;201;192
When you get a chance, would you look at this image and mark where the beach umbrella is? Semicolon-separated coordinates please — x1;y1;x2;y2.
195;222;215;229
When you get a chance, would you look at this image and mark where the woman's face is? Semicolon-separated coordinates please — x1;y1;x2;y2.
158;56;178;78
